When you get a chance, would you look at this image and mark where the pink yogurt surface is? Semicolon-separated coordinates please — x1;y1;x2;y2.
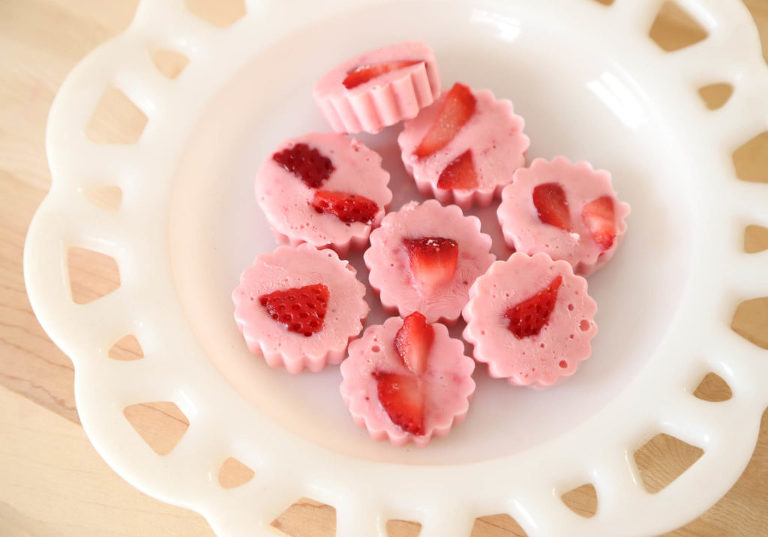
498;157;630;276
398;86;529;210
255;133;392;254
313;41;441;134
340;316;475;447
364;200;495;324
463;252;598;388
232;244;369;374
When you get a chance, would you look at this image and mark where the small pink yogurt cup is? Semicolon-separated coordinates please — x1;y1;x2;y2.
364;200;495;325
398;83;529;210
462;252;598;388
313;41;441;134
497;157;630;276
232;244;369;374
340;314;475;447
255;132;392;255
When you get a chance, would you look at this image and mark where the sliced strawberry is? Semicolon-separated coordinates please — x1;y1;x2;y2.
532;183;571;231
394;312;434;375
372;371;424;436
582;196;616;250
272;143;334;188
436;149;479;190
505;275;563;339
403;237;459;291
311;190;379;224
414;82;476;158
342;60;422;89
259;283;329;337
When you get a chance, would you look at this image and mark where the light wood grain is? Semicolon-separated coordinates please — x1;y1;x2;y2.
1;1;767;536
0;385;212;537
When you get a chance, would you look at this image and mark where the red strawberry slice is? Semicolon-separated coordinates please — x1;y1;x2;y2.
414;82;477;158
582;196;616;250
272;143;334;188
403;237;459;291
372;371;424;436
394;312;434;375
311;190;379;224
436;149;479;190
505;275;563;339
342;60;422;89
259;283;329;337
532;183;571;231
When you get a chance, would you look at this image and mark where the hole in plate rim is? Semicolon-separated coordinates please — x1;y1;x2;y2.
472;514;530;536
561;482;599;518
123;401;191;456
649;1;710;52
744;224;768;253
633;432;705;494
731;296;768;349
85;86;148;145
66;246;121;305
697;82;734;110
218;456;256;489
108;334;144;361
184;0;247;28
81;184;124;211
270;497;336;536
151;48;191;79
692;371;733;402
386;518;422;537
733;130;768;183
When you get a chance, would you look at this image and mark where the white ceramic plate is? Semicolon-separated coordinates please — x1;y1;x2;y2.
25;0;768;536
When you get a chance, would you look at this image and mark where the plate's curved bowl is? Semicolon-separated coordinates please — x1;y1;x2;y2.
24;0;768;536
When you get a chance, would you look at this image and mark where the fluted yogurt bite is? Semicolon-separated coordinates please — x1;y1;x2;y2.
232;244;369;374
498;157;630;276
398;82;529;210
340;312;475;447
314;41;441;134
364;200;494;324
255;132;392;255
463;252;598;388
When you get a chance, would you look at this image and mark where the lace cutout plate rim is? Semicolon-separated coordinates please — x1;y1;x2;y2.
24;1;768;536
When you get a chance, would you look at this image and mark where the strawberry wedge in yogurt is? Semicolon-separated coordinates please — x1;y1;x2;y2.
498;157;630;276
364;200;494;324
314;41;441;134
232;244;369;373
398;82;529;210
463;252;597;388
340;312;475;446
255;133;392;255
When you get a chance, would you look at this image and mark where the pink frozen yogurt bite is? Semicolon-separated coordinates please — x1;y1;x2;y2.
255;132;392;255
314;41;441;134
364;200;495;324
232;244;369;374
498;157;630;276
340;312;475;446
463;252;598;388
398;82;529;210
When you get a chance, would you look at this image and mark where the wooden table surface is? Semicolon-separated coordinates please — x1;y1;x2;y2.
2;1;768;536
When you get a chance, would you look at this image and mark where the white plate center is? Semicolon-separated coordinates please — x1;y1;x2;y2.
169;1;692;464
